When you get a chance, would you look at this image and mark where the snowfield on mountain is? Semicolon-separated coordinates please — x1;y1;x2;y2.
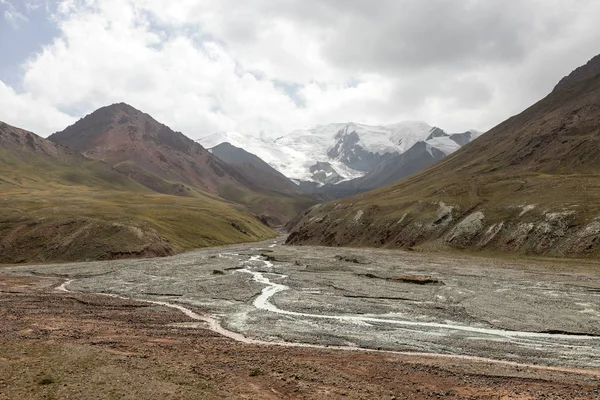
198;122;480;185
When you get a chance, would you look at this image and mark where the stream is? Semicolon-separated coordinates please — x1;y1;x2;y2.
9;239;600;371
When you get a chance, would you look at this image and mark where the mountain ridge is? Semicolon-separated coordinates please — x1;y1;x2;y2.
49;103;316;222
287;54;600;258
198;122;481;187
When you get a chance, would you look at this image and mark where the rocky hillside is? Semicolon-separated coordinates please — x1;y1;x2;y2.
0;121;141;192
50;103;237;194
209;142;299;194
287;54;600;257
0;122;275;264
321;141;448;199
49;103;315;223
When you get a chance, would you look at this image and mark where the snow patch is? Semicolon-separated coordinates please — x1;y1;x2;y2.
425;136;462;155
424;143;434;157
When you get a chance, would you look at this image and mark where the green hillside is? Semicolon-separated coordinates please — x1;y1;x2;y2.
0;122;275;264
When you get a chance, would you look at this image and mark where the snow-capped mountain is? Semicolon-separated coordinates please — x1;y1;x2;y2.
197;122;481;186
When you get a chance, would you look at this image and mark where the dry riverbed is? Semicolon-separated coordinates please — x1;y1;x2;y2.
2;238;600;398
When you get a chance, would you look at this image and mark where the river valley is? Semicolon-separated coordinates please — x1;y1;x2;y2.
5;237;600;370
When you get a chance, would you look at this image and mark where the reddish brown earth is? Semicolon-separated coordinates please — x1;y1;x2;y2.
48;103;316;220
1;274;599;399
49;103;243;195
1;121;68;160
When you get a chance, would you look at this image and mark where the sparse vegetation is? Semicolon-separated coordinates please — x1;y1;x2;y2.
0;122;275;264
287;55;600;258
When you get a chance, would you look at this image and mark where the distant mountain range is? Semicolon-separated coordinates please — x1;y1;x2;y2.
1;100;484;263
198;122;481;198
287;53;600;258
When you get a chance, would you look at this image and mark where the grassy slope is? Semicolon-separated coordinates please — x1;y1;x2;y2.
0;128;275;264
218;182;317;223
48;103;317;222
113;160;317;224
287;55;600;257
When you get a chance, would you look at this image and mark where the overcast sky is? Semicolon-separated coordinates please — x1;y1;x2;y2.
1;0;600;139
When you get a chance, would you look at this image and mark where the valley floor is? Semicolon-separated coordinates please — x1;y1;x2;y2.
1;239;600;399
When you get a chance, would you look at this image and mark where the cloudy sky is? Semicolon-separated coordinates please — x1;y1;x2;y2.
1;0;600;139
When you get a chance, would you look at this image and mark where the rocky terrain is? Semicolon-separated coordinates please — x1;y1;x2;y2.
5;238;600;366
287;54;600;257
210;142;300;195
322;141;448;199
2;239;600;398
3;277;599;400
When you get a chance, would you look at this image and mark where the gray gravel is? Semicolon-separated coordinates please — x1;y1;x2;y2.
5;237;600;369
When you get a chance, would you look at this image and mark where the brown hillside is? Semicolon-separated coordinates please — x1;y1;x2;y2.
0;122;275;264
49;103;250;194
287;54;600;257
49;103;315;222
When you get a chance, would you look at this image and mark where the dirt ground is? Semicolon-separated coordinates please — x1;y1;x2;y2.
1;274;599;400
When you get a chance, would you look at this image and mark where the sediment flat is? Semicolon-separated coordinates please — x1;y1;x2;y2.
2;238;600;398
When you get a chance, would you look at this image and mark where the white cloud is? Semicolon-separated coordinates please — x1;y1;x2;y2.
25;1;42;12
2;0;29;29
20;1;305;137
0;80;74;134
1;0;600;139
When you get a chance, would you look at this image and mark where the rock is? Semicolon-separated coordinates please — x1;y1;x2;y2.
230;222;248;235
262;253;277;261
446;211;485;247
335;255;370;264
390;274;443;285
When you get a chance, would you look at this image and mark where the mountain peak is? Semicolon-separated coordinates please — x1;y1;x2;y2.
49;103;196;155
103;102;141;113
426;127;449;141
82;102;144;122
